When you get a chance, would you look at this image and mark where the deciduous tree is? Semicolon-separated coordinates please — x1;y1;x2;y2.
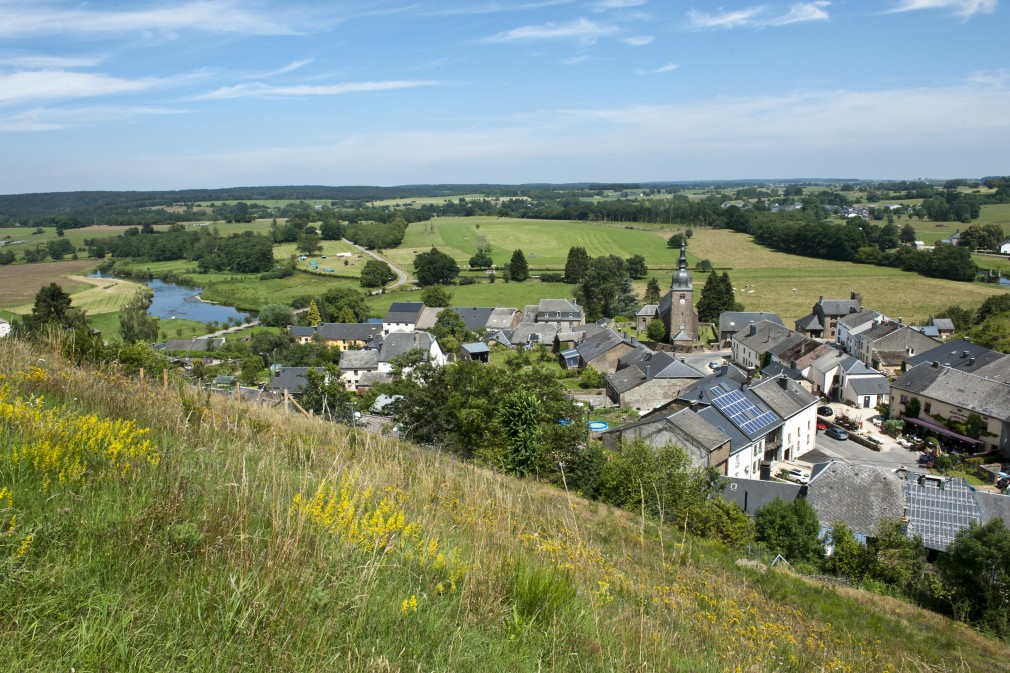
413;247;460;286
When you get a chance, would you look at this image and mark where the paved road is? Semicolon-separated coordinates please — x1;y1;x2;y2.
343;238;410;290
799;431;920;470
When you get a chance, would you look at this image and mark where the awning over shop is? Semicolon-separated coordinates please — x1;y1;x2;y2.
904;416;983;446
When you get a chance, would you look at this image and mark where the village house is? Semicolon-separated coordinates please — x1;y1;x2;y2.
575;327;638;375
717;311;783;346
925;316;955;341
890;361;1010;455
731;320;803;370
382;302;425;336
264;366;326;396
601;407;733;474
854;322;940;375
338;349;381;390
162;336;225;352
835;308;885;354
605;349;705;413
749;374;819;463
794;292;862;341
526;299;584;330
0;318;10;338
636;304;658;332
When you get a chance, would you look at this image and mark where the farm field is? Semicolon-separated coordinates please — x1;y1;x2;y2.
274;240;366;277
0;259;98;308
683;228;1006;323
389;216;683;272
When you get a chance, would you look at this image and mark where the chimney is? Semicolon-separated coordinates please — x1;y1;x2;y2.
645;365;651;379
969;356;975;366
778;375;788;390
746;367;754;385
962;350;970;358
680;357;686;363
748;322;757;336
932;361;940;368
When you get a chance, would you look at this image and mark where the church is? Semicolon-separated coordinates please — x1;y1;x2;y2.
656;240;698;344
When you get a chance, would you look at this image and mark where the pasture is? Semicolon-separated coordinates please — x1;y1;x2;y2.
388;216;684;272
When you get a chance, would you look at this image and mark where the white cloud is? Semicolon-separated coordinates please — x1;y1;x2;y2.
0;1;312;39
769;1;831;25
0;55;104;68
562;55;592;65
636;63;679;75
428;1;575;16
243;59;315;80
884;0;997;19
199;80;440;100
0;105;184;132
968;69;1009;86
685;6;767;29
686;2;830;30
592;0;647;10
623;35;654;46
0;71;160;105
484;17;620;44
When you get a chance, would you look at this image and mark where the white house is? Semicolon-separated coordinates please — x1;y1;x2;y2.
0;318;10;339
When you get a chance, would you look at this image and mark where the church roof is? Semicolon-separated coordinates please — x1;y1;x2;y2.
670;240;693;291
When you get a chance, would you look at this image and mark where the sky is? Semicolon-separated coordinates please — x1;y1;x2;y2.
0;0;1007;193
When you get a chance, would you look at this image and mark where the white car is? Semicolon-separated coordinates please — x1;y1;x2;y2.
781;468;810;485
709;360;723;370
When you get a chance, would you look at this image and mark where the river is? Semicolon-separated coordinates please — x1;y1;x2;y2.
145;278;249;324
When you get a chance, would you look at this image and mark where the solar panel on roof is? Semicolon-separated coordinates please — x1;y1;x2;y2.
711;386;780;436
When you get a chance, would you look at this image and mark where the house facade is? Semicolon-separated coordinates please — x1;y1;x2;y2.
794;292;862;341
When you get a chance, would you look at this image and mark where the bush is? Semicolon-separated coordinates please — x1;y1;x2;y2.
539;273;565;283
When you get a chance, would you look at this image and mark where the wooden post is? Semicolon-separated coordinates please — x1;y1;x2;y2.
162;368;168;390
139;367;144;383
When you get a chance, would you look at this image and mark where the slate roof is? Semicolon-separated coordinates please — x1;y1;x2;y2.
607;367;647;394
606;406;732;465
817;298;861;317
795;313;823;331
734;320;800;355
904;338;1005;374
806;462;906;538
893;362;1010;421
536;299;583;322
452;307;495;331
339;349;380;370
903;472;981;551
383;302;425;325
928;317;955;332
836;308;883;330
576;328;634;363
971;358;1010;385
288;325;315;339
773;338;833;369
722;477;802;515
637;304;659;317
509;322;559;346
719;312;784;335
751;375;818;419
380;332;438;362
264;366;325;394
357;371;392;387
761;362;807;381
317;323;383;342
848;376;890;396
809;350;850;375
461;342;490;355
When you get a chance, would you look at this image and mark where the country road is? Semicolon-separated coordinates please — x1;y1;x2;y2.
343;239;411;290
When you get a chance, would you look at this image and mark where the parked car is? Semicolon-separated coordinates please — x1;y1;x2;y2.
817;406;833;417
918;454;935;467
709;360;723;370
781;468;810;485
816;422;827;431
825;427;848;440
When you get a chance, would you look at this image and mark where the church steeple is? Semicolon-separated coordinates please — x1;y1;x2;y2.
670;239;693;291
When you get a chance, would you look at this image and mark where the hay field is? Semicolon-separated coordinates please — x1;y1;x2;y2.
0;260;98;309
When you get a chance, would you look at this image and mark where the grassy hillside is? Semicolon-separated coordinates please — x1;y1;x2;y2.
0;338;1005;672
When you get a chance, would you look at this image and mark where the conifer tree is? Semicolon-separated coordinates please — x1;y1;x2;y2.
508;249;529;282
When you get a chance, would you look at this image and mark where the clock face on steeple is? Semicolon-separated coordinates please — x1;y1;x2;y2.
679;298;685;304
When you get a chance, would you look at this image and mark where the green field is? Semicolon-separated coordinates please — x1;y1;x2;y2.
389;216;684;272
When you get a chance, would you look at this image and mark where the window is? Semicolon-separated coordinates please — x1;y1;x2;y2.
900;394;908;404
924;402;931;413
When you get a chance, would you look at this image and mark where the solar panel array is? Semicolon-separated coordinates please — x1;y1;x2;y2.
710;384;780;436
905;476;980;551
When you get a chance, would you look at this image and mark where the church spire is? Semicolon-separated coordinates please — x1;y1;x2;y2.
670;239;693;290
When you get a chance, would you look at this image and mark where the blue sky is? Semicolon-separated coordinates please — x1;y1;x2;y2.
0;0;1007;192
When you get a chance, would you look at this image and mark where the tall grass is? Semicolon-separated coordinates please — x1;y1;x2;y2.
0;336;1005;671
